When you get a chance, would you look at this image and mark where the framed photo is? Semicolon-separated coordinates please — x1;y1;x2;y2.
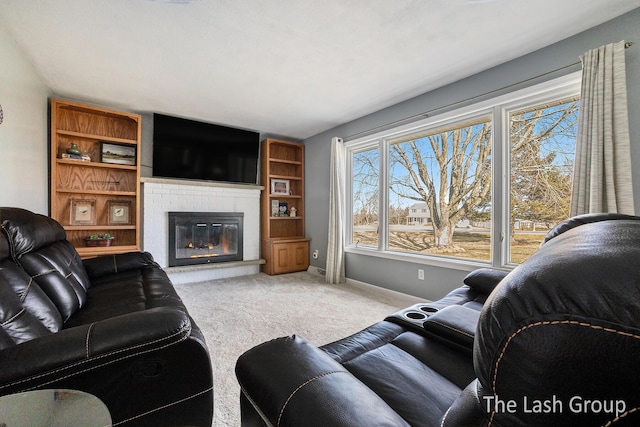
271;199;280;217
271;178;290;195
70;199;96;225
107;200;131;225
278;202;289;216
100;142;136;166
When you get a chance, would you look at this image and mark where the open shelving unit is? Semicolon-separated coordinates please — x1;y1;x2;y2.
49;98;141;258
260;138;310;274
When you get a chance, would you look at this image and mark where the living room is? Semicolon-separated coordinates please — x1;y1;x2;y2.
2;3;640;301
2;2;640;426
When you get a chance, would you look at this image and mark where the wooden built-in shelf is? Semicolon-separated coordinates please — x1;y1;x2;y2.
260;138;309;274
50;98;142;258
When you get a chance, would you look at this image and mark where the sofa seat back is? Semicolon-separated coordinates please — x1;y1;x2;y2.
0;227;62;349
1;208;90;322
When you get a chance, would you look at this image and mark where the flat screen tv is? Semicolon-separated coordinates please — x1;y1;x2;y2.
152;114;260;185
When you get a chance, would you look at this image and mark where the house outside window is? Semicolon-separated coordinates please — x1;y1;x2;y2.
346;73;581;269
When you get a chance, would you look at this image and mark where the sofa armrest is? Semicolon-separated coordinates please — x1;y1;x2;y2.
0;307;190;392
235;335;410;427
422;305;480;352
82;251;159;279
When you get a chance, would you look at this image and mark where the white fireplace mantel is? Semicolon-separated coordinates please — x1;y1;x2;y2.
141;177;264;284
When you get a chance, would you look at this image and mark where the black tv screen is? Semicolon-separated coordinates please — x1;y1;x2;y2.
152;114;259;184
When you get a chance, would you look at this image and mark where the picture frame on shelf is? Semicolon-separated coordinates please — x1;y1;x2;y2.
70;199;96;225
100;141;136;166
278;202;289;216
271;178;290;195
271;199;280;217
107;200;131;225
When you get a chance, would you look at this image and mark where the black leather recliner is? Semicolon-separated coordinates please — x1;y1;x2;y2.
236;213;640;426
0;207;213;426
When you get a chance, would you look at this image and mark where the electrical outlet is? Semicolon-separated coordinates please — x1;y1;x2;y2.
418;269;424;280
312;249;319;259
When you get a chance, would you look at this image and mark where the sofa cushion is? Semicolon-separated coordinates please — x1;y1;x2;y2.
0;260;63;334
18;240;90;322
1;207;91;321
0;262;56;349
462;268;508;294
65;259;187;328
0;207;67;259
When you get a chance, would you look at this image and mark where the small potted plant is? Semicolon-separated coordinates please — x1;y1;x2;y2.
83;233;114;247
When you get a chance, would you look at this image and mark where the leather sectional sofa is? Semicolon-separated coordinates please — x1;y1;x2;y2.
0;208;213;426
236;213;640;426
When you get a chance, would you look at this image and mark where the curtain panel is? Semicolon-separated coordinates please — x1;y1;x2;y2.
571;40;635;215
326;137;346;284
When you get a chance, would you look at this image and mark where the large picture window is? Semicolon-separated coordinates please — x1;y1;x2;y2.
346;73;581;269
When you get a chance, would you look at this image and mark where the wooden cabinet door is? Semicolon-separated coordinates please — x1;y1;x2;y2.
271;241;309;274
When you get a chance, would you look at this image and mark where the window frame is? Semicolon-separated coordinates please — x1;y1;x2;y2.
345;72;582;271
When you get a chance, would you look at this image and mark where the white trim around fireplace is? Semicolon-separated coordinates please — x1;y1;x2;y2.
141;177;265;284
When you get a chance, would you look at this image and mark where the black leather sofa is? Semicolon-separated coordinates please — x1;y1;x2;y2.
0;207;213;426
236;213;640;426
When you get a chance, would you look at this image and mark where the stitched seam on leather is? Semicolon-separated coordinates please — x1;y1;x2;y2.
111;385;213;426
488;320;640;426
0;322;190;390
428;320;474;339
603;406;640;426
85;323;96;357
19;277;33;302
1;308;26;327
32;269;57;278
277;370;348;426
0;223;18;262
440;405;453;427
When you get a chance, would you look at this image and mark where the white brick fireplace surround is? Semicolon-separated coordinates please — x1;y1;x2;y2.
141;177;265;284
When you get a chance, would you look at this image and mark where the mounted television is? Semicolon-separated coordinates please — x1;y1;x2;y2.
152;114;260;185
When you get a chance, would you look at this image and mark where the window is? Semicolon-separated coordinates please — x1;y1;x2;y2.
346;73;581;269
387;115;492;262
507;96;579;264
352;147;379;248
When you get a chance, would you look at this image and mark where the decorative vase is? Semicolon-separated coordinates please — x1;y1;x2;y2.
66;143;81;155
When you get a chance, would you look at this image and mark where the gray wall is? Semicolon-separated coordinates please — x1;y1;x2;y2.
0;24;51;214
304;9;640;300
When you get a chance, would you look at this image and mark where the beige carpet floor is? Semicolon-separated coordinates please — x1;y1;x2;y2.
174;271;424;427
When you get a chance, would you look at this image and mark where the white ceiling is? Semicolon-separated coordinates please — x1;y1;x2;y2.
1;0;639;139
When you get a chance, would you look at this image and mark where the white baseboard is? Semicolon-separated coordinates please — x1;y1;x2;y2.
306;266;426;305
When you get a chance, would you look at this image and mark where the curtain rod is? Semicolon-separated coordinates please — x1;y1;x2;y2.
345;41;634;141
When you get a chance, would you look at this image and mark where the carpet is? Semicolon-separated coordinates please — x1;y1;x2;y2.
173;271;424;427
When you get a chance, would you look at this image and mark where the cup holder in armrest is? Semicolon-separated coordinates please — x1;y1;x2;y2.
384;303;441;332
418;305;439;314
403;311;428;321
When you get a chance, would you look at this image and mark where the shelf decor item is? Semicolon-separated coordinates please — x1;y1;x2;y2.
83;233;114;247
271;178;290;195
278;202;288;216
66;143;81;155
70;199;96;225
107;200;131;225
100;141;136;166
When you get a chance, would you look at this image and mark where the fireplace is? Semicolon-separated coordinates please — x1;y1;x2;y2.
168;212;243;267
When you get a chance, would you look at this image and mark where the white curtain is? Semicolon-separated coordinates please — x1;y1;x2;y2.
326;137;346;284
570;40;635;215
